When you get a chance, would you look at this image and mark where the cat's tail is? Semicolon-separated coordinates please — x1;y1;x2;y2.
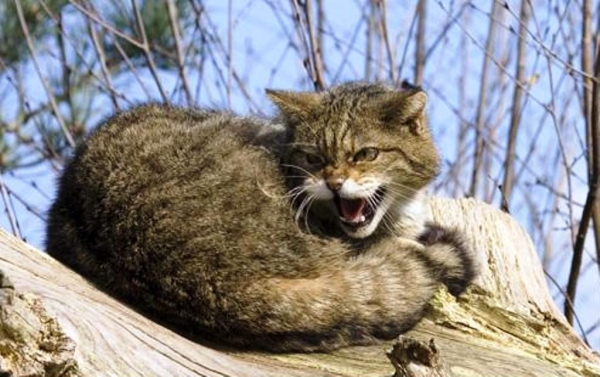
417;223;479;296
217;234;476;352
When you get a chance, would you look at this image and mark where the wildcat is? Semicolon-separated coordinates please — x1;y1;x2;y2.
46;82;476;352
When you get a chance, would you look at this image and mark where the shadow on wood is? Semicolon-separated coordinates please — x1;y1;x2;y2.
0;198;599;376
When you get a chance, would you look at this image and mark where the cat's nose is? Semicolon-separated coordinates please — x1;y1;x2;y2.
326;177;345;192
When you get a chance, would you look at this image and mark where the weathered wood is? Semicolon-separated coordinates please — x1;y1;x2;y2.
386;337;448;377
0;198;598;377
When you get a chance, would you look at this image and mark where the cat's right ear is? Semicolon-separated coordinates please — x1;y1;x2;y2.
266;89;322;120
375;89;428;134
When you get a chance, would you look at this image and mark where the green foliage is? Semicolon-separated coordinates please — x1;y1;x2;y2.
0;0;192;171
0;0;67;66
103;0;190;70
0;128;11;172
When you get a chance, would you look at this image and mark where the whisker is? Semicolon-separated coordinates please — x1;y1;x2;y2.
286;186;306;196
384;181;421;195
288;187;308;206
380;209;398;236
295;194;316;233
381;186;417;201
258;182;306;201
295;194;310;224
371;197;396;235
302;195;316;235
280;163;318;180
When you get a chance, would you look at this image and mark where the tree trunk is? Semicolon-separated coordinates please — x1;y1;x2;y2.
0;198;598;377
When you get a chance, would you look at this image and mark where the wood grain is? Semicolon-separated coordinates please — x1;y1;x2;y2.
0;198;598;377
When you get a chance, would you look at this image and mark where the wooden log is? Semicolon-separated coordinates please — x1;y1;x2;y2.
0;198;598;377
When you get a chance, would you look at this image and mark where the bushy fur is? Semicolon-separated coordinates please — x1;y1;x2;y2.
46;83;476;352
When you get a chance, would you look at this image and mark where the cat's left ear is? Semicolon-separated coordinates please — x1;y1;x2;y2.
376;89;428;134
266;89;322;121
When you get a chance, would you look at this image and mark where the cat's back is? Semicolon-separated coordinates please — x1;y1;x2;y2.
75;104;272;192
46;104;296;284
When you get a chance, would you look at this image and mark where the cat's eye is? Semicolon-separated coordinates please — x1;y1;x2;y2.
353;147;379;162
305;153;325;166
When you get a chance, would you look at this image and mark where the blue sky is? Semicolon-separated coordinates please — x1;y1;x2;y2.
0;0;598;349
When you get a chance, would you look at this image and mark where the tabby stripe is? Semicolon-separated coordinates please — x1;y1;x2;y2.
385;148;434;177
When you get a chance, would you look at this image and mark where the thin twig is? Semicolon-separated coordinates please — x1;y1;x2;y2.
365;0;375;80
499;1;597;82
375;0;397;82
565;30;600;324
189;2;259;110
544;269;589;345
131;0;169;102
68;0;145;50
85;5;120;110
37;0;127;106
542;49;576;257
2;181;46;221
0;176;21;239
447;9;470;196
303;0;326;90
290;0;326;91
580;0;600;281
316;0;325;75
112;37;154;100
13;0;75;149
501;0;530;205
468;0;500;197
227;0;233;106
397;2;418;82
331;2;368;83
167;0;193;105
414;0;427;86
435;1;564;113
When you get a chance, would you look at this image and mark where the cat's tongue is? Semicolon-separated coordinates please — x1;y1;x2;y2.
339;198;367;223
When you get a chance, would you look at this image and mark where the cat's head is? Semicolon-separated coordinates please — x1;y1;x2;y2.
267;82;439;239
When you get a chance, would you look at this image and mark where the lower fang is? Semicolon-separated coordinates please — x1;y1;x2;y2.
359;215;366;222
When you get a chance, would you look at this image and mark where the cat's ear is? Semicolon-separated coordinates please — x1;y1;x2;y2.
399;89;427;121
266;89;322;120
376;89;428;134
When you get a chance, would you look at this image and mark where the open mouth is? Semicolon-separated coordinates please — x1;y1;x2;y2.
333;188;386;229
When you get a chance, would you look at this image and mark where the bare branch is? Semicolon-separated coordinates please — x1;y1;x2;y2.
227;0;233;106
414;0;427;86
580;0;600;280
565;30;600;324
67;0;145;50
468;0;500;197
85;6;120;110
544;269;589;346
130;0;169;102
375;0;397;83
0;176;21;239
167;0;193;105
13;0;75;149
501;0;531;205
187;3;259;111
290;0;326;91
365;0;375;80
303;0;326;90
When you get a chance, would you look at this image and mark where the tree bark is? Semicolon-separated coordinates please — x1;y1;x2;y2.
0;198;598;377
